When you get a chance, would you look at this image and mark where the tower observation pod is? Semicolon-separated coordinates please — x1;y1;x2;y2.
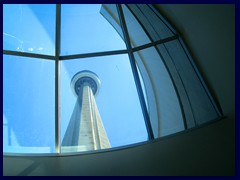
61;70;111;153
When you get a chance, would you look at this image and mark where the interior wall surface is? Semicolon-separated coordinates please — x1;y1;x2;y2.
3;117;234;176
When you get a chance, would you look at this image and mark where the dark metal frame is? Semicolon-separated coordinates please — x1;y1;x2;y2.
124;4;188;130
116;5;154;140
55;4;61;153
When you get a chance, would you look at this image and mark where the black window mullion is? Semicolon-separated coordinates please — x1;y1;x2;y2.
117;4;154;140
3;50;56;60
126;4;188;130
55;4;61;154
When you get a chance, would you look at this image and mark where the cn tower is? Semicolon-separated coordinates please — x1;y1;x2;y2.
62;70;111;152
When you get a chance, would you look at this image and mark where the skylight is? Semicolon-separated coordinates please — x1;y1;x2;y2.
3;4;148;154
3;4;222;155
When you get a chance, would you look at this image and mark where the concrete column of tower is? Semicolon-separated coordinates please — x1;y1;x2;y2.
61;71;111;153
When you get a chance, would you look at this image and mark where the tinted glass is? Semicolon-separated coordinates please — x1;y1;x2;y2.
61;4;126;55
3;4;56;55
3;55;55;153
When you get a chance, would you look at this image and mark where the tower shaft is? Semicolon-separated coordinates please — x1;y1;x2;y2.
62;82;110;153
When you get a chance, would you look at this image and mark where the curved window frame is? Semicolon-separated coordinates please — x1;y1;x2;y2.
3;4;223;156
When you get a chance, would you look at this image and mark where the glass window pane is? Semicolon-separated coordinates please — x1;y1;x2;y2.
3;4;55;55
157;40;219;126
126;5;175;42
61;4;126;55
60;54;148;153
134;47;185;138
3;55;55;153
122;5;151;47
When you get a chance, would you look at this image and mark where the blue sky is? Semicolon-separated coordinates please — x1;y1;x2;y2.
3;4;148;153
